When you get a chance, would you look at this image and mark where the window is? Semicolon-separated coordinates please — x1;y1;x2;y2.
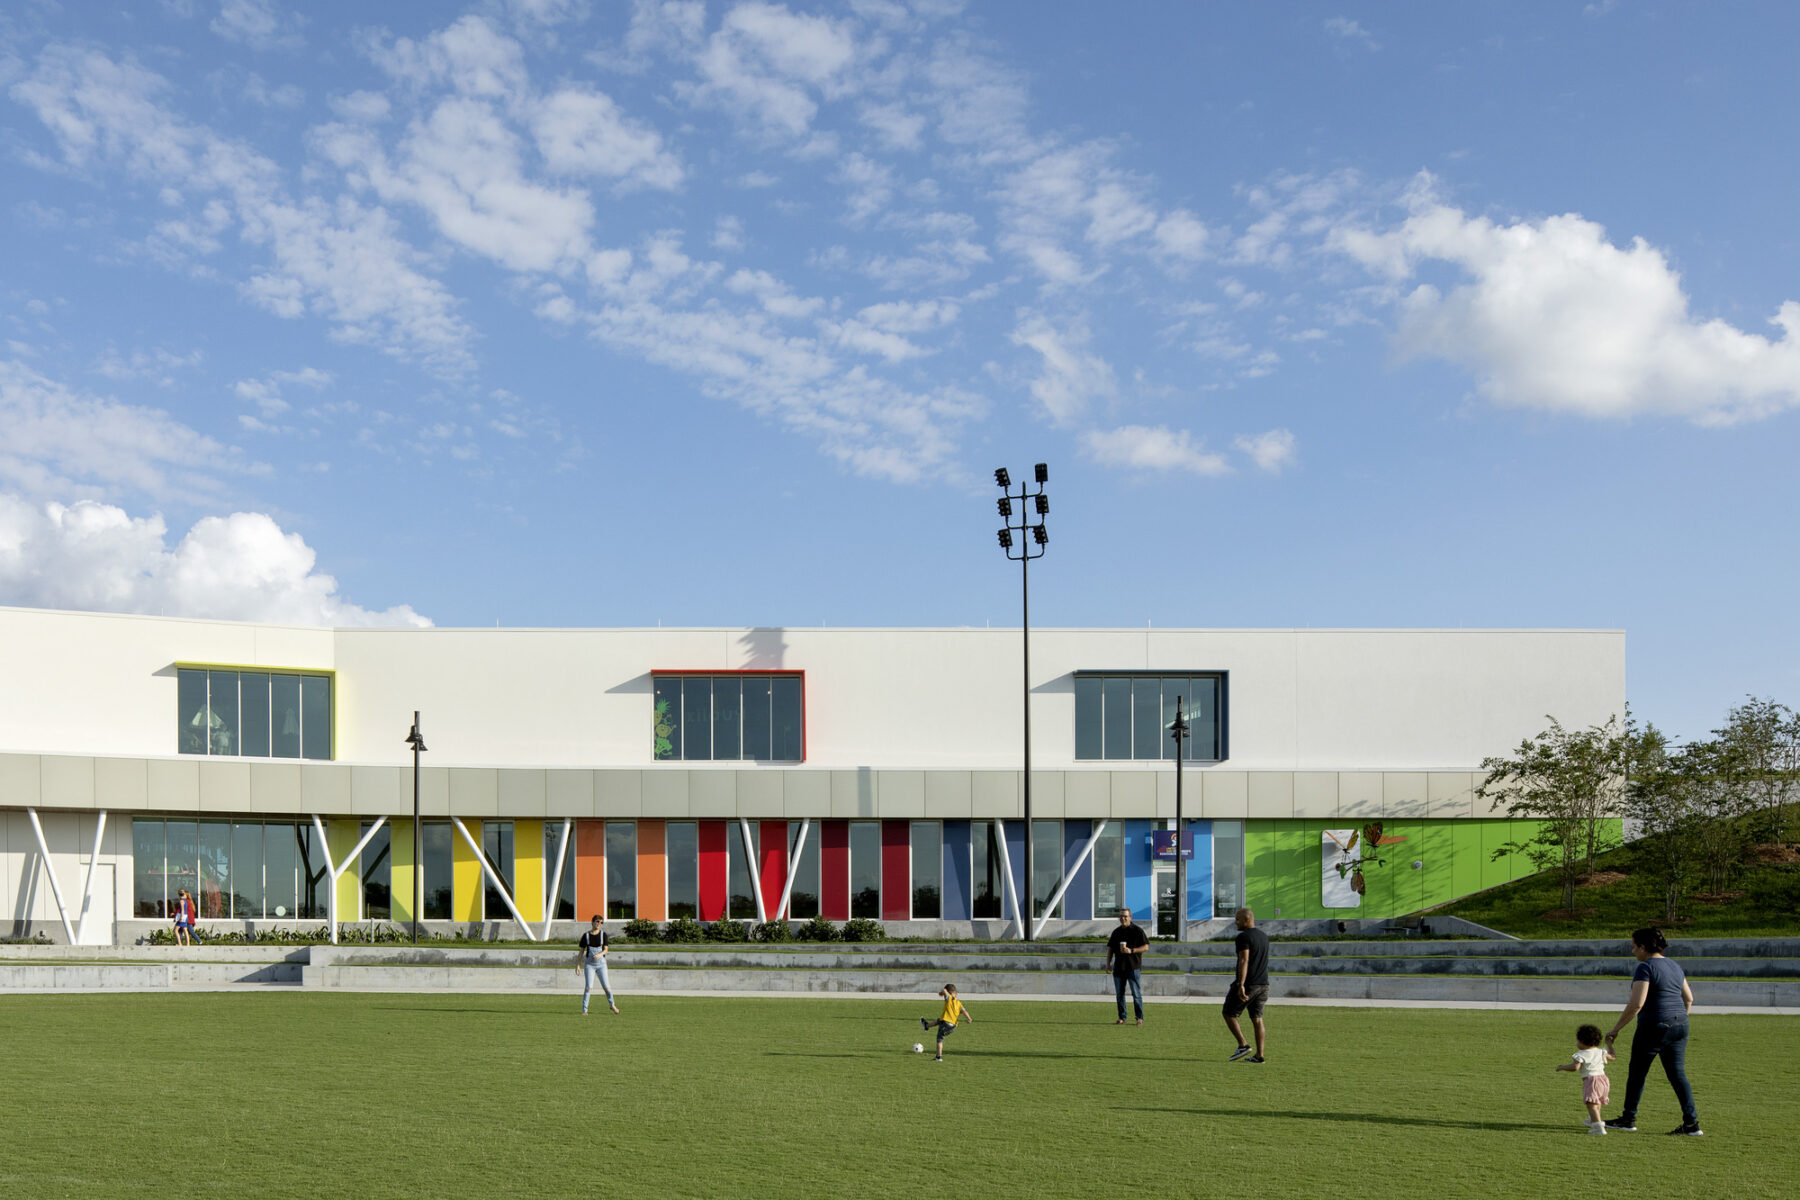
606;822;637;920
1212;820;1245;918
177;668;333;760
133;820;166;918
198;821;231;919
421;823;453;920
848;821;880;919
970;821;1004;919
231;823;264;918
728;823;759;919
1074;673;1224;761
787;824;820;919
266;823;299;919
910;822;941;919
361;823;391;921
1032;820;1063;919
1092;822;1125;915
299;825;329;920
481;822;515;920
545;824;576;921
652;673;803;761
666;822;699;919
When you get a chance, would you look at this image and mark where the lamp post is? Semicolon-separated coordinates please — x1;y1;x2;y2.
1170;697;1190;942
404;713;427;944
995;463;1048;941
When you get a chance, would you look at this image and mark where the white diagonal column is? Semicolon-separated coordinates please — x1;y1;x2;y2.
1032;820;1107;940
450;816;538;941
775;818;811;921
77;811;109;944
541;818;571;941
25;809;76;944
993;817;1024;941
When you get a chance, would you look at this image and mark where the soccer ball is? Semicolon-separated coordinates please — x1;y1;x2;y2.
912;1043;924;1054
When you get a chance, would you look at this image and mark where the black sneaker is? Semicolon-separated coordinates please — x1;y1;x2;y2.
1667;1122;1704;1137
920;1018;931;1032
1247;1055;1265;1063
1227;1045;1252;1062
1603;1118;1637;1132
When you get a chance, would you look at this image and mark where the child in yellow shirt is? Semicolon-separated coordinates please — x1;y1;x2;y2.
920;983;973;1062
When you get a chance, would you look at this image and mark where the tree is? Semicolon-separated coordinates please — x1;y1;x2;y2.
1623;724;1706;924
1706;697;1800;844
1478;714;1628;912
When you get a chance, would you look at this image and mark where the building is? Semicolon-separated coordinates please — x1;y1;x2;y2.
0;607;1625;943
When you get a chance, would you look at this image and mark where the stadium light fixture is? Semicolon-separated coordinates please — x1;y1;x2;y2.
991;462;1050;941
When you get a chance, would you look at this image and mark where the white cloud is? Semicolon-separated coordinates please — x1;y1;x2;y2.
0;495;430;626
1332;181;1800;423
363;15;530;102
531;86;683;188
1323;18;1379;51
317;98;595;274
211;0;305;52
14;46;473;371
234;366;332;419
1234;428;1297;473
1082;425;1230;475
1010;313;1115;424
672;2;863;138
0;359;250;502
1154;210;1210;261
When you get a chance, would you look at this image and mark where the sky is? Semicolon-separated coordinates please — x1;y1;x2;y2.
1;0;1797;746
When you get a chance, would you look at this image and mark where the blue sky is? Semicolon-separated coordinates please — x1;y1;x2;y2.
2;0;1796;745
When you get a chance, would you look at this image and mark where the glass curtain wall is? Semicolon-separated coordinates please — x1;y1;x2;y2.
970;821;1003;919
652;674;804;761
848;822;880;919
230;823;263;918
544;823;577;921
1032;820;1063;918
133;820;166;917
605;823;637;919
266;824;298;919
481;822;515;920
361;824;391;920
727;823;760;919
1074;674;1223;761
666;822;699;919
421;822;453;920
1211;821;1245;917
910;822;941;919
787;823;820;919
198;821;231;918
176;668;332;760
1091;822;1125;915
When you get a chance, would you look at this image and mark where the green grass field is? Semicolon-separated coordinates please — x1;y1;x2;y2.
2;993;1796;1199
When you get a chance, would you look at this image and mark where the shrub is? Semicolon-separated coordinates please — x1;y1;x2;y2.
753;920;794;943
663;916;704;943
840;917;887;943
622;918;661;942
795;915;839;942
705;918;750;943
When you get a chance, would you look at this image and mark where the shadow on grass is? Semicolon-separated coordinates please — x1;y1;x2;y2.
1125;1105;1567;1133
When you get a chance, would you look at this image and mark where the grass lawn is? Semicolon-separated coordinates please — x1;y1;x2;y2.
2;993;1796;1199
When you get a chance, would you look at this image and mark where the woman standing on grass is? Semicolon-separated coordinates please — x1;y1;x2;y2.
1602;927;1701;1136
576;914;619;1015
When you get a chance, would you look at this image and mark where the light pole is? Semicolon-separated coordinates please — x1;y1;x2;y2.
404;713;427;944
995;463;1048;941
1170;697;1190;942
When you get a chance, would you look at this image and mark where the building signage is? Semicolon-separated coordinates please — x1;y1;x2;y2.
1150;831;1194;860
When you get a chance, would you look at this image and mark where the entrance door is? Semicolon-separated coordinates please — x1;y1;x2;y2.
78;864;114;945
1154;867;1176;937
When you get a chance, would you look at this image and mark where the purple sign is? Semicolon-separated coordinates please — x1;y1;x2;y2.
1151;831;1194;860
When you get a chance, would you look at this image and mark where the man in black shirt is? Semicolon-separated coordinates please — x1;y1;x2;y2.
1105;908;1150;1025
1223;907;1270;1062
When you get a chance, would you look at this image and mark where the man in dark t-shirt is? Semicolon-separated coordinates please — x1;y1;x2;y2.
1105;909;1150;1025
1223;907;1270;1062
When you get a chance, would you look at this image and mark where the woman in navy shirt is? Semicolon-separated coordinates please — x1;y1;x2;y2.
1602;927;1701;1136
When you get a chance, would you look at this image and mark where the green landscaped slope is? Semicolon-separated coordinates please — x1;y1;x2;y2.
1244;818;1570;921
1432;838;1800;940
0;993;1793;1199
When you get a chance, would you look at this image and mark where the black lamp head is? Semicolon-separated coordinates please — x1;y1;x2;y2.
997;496;1012;518
997;528;1013;549
1034;494;1048;515
1031;524;1047;545
1034;462;1048;484
994;467;1010;488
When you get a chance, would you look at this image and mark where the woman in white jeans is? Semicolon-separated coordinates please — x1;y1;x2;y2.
577;915;619;1015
